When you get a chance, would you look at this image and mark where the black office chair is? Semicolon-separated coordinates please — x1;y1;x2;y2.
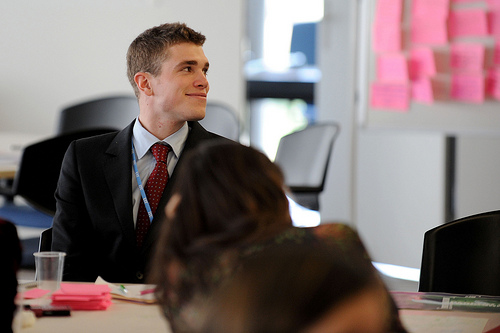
199;102;240;141
419;210;500;296
39;228;53;252
56;95;139;134
0;129;116;216
274;122;340;211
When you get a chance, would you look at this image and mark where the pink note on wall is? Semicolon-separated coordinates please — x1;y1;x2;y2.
412;0;450;19
450;43;485;72
488;0;500;9
373;23;402;53
374;0;403;25
450;74;485;103
494;44;500;66
487;68;500;100
489;11;500;38
411;18;448;45
370;82;410;111
449;9;488;38
409;48;436;79
412;78;435;104
377;54;409;82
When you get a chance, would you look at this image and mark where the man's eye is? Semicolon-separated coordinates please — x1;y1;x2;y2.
182;66;192;72
203;68;209;75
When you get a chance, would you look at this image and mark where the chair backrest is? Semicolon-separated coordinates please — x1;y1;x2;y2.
199;102;240;141
274;123;340;211
419;210;500;296
12;129;116;216
39;227;53;252
57;95;139;134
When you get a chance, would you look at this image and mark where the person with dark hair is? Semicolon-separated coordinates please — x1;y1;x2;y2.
150;141;407;332
52;22;230;284
0;218;22;333
200;243;392;333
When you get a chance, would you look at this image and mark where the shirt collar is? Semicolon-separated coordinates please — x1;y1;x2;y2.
132;118;189;159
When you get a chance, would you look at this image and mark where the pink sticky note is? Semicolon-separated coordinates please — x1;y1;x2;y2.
374;0;403;26
449;9;488;38
377;53;409;82
411;17;448;45
409;48;436;79
373;22;402;53
488;0;500;10
487;68;500;100
494;44;500;66
55;283;111;296
412;0;450;19
22;288;51;299
489;11;500;38
450;74;485;103
370;82;410;111
450;43;485;72
412;78;435;104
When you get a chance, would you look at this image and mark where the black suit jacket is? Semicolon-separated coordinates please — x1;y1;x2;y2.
52;120;228;283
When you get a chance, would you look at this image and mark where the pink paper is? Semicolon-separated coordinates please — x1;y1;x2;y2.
487;68;500;100
373;23;402;53
449;9;488;38
54;283;111;296
488;0;500;10
494;44;500;66
412;0;449;19
450;43;485;72
374;0;403;26
450;74;485;103
409;48;436;79
412;78;435;104
370;82;410;111
489;10;500;38
411;18;448;45
377;53;409;82
22;288;51;299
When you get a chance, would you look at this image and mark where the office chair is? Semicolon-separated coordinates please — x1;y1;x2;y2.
419;210;500;296
56;95;139;134
39;227;53;252
199;102;240;141
0;129;116;216
274;122;340;211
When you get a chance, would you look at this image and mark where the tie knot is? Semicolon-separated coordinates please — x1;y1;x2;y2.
151;143;169;163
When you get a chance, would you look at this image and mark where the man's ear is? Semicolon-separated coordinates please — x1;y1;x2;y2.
134;72;154;96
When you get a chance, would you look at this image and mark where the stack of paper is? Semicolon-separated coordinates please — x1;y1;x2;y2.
51;283;112;310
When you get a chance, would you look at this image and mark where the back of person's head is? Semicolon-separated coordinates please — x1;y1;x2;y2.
127;22;206;97
0;218;22;333
161;141;292;260
199;243;392;333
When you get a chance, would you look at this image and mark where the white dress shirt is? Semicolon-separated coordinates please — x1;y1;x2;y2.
131;118;189;226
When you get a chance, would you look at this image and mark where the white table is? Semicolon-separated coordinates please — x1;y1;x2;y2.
14;297;171;333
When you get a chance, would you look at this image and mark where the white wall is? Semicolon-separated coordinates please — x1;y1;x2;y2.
0;0;244;135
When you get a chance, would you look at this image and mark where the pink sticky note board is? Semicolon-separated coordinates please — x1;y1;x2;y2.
450;74;485;103
487;68;500;100
377;53;409;82
450;43;485;72
412;0;450;20
409;48;436;79
374;0;403;26
412;78;435;104
411;18;448;45
373;22;402;53
449;9;488;38
370;81;410;111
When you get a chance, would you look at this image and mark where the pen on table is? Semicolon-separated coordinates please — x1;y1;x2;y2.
119;285;128;295
140;288;155;295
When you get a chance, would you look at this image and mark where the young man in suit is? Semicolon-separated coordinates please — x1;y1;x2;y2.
52;22;229;283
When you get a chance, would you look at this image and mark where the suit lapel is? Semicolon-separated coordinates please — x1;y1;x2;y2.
102;123;137;248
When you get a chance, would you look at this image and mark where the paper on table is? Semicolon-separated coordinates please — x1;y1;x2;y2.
400;313;488;333
95;276;157;304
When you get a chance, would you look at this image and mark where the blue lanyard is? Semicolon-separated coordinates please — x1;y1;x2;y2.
132;139;154;223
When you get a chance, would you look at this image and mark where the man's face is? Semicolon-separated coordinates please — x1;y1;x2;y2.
149;42;210;123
